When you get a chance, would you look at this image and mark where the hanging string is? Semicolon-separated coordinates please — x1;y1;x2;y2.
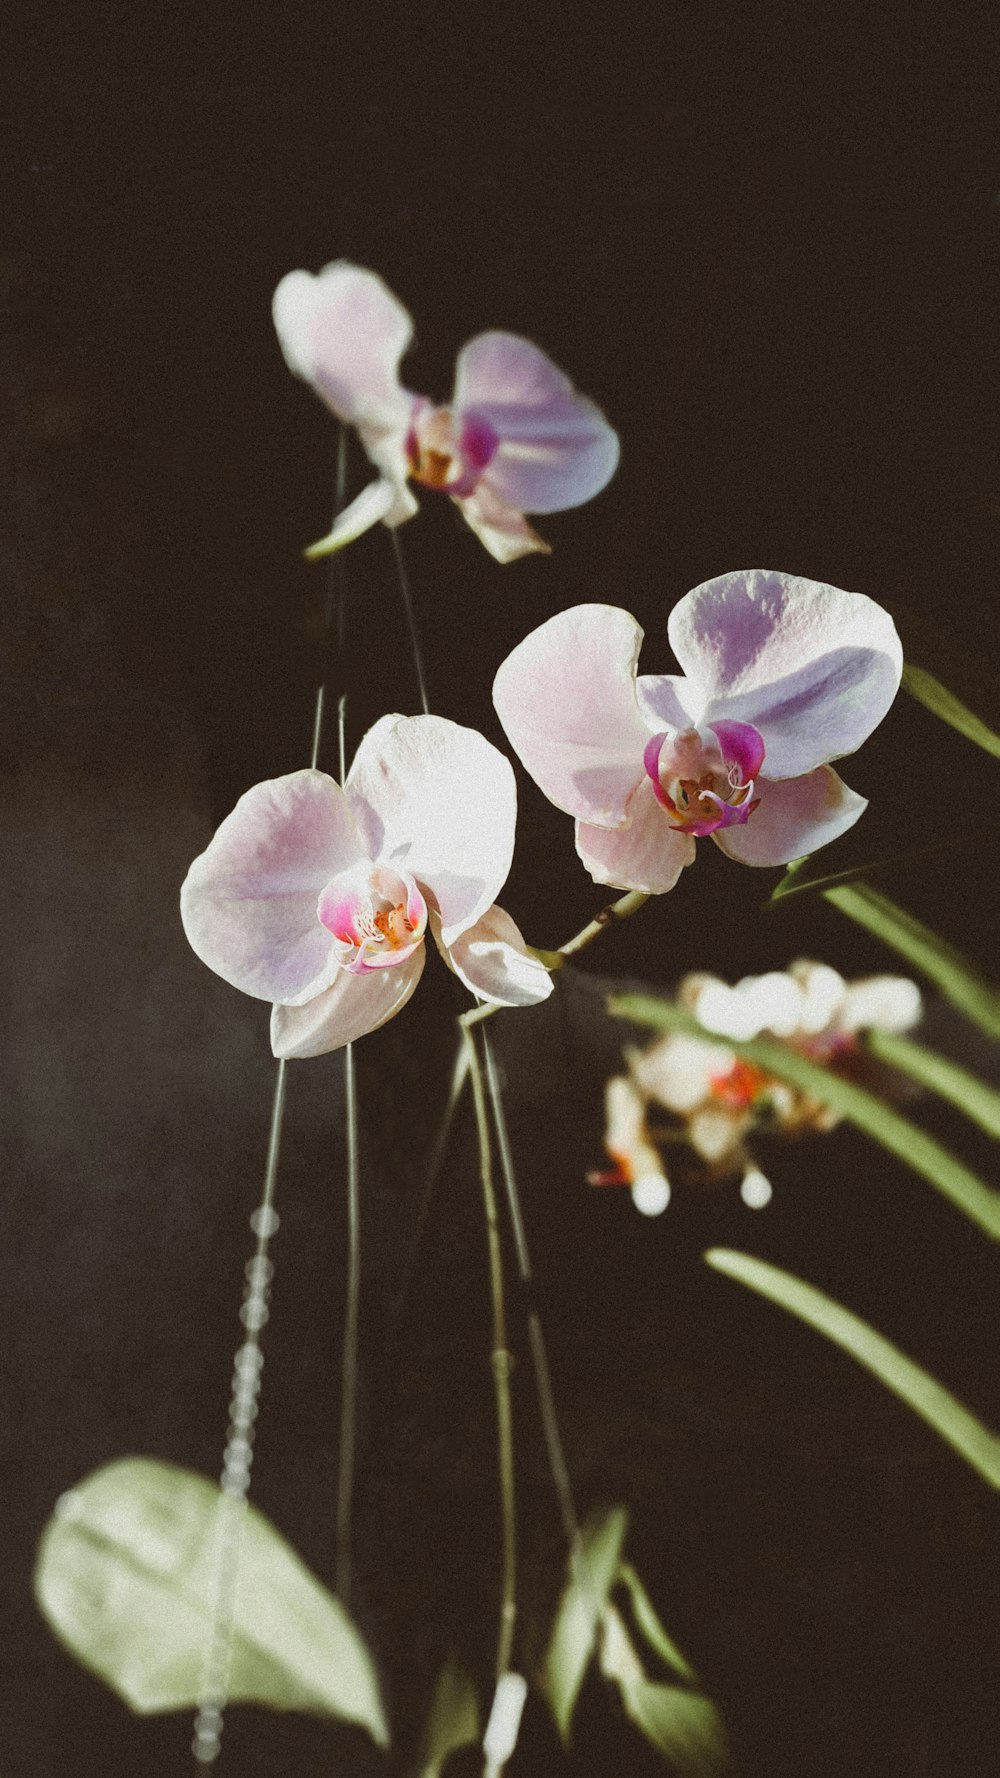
192;429;354;1764
389;527;431;717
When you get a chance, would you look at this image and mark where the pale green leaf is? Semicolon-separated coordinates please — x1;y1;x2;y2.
616;1562;696;1683
902;663;1000;760
867;1029;1000;1141
600;1605;728;1777
34;1458;389;1743
419;1661;479;1778
823;884;1000;1041
706;1250;1000;1492
540;1505;628;1742
609;995;1000;1240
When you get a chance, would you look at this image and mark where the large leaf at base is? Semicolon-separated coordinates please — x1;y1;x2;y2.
34;1458;389;1743
419;1662;479;1778
600;1604;728;1777
540;1506;628;1741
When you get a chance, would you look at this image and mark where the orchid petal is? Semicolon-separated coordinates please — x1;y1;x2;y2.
453;332;619;514
575;776;696;893
270;948;425;1058
712;767;867;867
493;605;651;827
304;477;408;560
456;482;551;563
435;904;554;1006
181;770;365;1003
668;570;903;777
709;720;766;782
631;1033;730;1113
273;263;415;444
636;674;698;731
346;715;516;946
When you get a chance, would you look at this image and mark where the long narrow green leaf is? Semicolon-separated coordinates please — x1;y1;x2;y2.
600;1605;729;1777
540;1506;629;1742
616;1562;696;1684
902;663;1000;759
823;883;1000;1041
705;1249;1000;1491
608;996;1000;1240
770;843;946;902
35;1459;389;1741
867;1029;1000;1141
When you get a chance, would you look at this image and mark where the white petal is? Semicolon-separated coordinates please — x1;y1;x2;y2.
346;714;517;947
453;331;619;513
630;1032;729;1113
838;976;922;1033
181;770;365;1003
304;477;404;559
712;767;868;868
436;903;553;1006
575;775;695;893
668;569;903;777
270;947;425;1058
273;262;415;441
493;605;651;828
455;483;551;563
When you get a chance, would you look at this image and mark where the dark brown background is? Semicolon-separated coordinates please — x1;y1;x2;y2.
2;6;999;1774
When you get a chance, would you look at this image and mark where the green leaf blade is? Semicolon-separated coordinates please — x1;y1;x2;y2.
34;1459;389;1744
420;1661;479;1778
540;1505;628;1742
902;663;1000;759
823;884;1000;1041
867;1029;1000;1141
705;1250;1000;1492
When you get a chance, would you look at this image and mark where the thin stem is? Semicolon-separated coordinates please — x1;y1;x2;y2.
335;1040;360;1603
481;1034;579;1549
462;1023;517;1679
389;527;431;716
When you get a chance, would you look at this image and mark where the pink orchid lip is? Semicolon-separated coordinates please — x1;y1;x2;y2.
318;862;427;975
405;405;500;500
643;722;765;837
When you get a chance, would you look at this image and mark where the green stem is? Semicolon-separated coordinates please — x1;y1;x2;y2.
461;1024;517;1678
706;1248;1000;1491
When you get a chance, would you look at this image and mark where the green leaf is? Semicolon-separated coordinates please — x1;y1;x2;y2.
867;1029;1000;1141
615;1562;696;1683
419;1661;479;1778
34;1458;389;1743
600;1605;728;1777
823;883;1000;1041
540;1505;628;1742
705;1250;1000;1492
901;663;1000;760
608;995;1000;1241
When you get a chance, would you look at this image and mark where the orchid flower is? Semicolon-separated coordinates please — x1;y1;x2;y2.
594;961;922;1209
493;571;903;890
180;715;552;1058
272;261;619;564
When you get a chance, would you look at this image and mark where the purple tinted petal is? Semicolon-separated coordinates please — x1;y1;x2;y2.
181;770;366;1004
458;410;500;475
712;767;867;867
453;331;619;514
493;605;651;827
636;674;700;730
575;776;696;894
709;719;766;781
668;570;903;777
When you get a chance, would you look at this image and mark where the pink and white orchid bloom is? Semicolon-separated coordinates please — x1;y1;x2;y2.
493;570;903;890
180;714;552;1058
272;261;619;564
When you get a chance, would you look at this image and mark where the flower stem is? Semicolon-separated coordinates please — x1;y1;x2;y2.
335;1038;360;1605
461;1023;518;1679
481;1033;580;1551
